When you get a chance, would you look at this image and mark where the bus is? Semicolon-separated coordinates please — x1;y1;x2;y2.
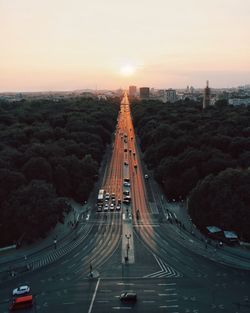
97;189;105;206
9;295;33;311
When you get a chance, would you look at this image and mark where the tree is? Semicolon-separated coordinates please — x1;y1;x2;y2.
0;169;26;203
0;180;58;245
22;157;53;182
53;165;70;196
188;169;250;241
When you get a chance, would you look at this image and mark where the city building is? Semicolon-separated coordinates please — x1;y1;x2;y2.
129;85;137;98
139;87;150;99
229;98;250;106
203;80;211;109
163;89;177;103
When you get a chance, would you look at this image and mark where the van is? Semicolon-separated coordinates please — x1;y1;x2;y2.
9;295;33;311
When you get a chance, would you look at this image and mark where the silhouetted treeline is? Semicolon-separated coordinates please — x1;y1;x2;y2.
132;99;250;240
0;97;119;245
189;168;250;241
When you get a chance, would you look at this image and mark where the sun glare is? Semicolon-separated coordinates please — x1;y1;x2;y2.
120;64;135;76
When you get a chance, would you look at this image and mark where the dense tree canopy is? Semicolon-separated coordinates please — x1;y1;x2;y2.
0;97;119;245
188;169;250;241
131;99;250;240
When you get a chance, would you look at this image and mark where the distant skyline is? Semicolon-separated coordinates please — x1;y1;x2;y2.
1;0;250;92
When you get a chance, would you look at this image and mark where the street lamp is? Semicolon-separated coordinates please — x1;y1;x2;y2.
190;218;194;235
125;233;131;260
53;238;57;249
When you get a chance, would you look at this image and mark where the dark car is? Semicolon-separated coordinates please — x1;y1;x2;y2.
120;292;137;303
123;196;131;204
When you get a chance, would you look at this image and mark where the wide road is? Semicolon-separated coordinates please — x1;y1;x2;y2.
1;92;250;313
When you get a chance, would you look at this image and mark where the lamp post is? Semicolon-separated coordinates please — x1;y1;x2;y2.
53;238;57;249
190;218;194;235
125;233;131;260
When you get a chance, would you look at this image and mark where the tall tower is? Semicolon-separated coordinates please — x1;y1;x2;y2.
203;80;211;109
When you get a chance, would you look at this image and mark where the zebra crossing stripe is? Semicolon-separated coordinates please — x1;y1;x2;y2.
29;224;93;270
143;254;181;278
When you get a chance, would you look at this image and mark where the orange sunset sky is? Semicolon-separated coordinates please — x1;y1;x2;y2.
0;0;250;91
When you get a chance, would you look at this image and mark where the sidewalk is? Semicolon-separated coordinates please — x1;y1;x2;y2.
0;199;87;266
165;201;250;270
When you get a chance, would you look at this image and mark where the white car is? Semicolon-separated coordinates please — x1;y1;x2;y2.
12;285;30;296
110;203;115;211
123;182;130;187
104;204;109;212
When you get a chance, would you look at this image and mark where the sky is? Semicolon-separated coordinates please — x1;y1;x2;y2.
0;0;250;91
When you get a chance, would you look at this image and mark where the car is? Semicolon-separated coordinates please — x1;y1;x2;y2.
97;206;102;212
111;193;116;199
120;292;137;303
117;199;121;204
123;196;131;204
111;198;116;204
145;174;149;179
12;285;30;296
116;205;121;211
134;164;137;168
124;161;128;166
123;182;130;187
123;190;130;196
133;152;136;156
105;193;110;200
110;203;115;211
103;204;109;212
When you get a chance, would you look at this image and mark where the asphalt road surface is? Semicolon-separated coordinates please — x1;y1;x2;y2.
1;92;250;313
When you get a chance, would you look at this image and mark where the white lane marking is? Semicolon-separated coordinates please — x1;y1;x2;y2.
117;282;134;285
160;305;179;309
112;307;132;310
88;278;100;313
166;305;179;308
164;283;176;286
73;252;80;258
166;299;178;302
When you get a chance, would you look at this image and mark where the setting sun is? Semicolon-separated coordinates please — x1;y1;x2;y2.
120;64;135;77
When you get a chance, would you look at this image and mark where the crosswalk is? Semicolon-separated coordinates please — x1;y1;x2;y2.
30;224;93;270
